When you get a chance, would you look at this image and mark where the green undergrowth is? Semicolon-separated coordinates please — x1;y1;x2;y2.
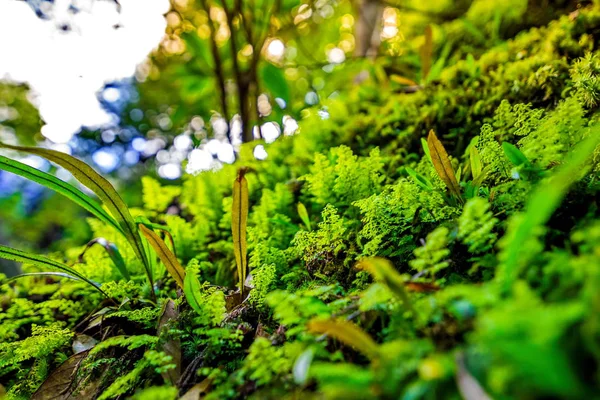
2;5;600;399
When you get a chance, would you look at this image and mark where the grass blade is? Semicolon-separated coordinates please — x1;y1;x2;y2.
0;142;153;287
427;130;462;200
0;245;106;297
232;168;249;296
502;142;529;167
139;224;185;289
0;155;122;234
308;319;379;360
420;25;433;81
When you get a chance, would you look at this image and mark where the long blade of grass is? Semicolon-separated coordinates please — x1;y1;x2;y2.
297;202;312;231
469;145;482;179
498;127;600;291
232;168;249;296
0;245;106;296
0;142;152;286
139;224;185;289
427;130;462;200
308;319;379;360
0;155;122;234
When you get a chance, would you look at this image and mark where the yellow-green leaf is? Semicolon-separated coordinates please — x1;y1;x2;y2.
0;142;152;286
232;168;249;296
357;257;412;311
297;202;311;231
427;130;462;199
308;319;379;360
469;146;482;179
139;224;185;289
420;25;433;81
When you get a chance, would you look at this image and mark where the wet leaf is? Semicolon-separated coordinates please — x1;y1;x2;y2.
157;299;181;386
0;155;122;234
232;168;249;296
427;130;462;199
139;224;185;289
308;319;379;360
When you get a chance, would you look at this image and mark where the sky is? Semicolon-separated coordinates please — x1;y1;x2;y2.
0;0;170;144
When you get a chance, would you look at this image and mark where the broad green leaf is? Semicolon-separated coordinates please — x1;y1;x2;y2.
308;319;379;360
469;146;483;179
0;142;152;286
502;142;529;166
259;62;290;103
0;245;106;296
79;238;130;280
427;130;462;200
139;224;185;289
0;155;122;234
232;168;249;296
297;202;311;231
184;268;203;315
405;166;433;191
499;127;600;290
357;257;412;311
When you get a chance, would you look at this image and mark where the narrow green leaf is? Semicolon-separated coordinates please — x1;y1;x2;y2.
427;130;462;200
0;142;153;287
405;166;433;191
308;319;379;360
78;238;130;280
421;137;433;164
0;155;122;234
139;224;185;289
1;272;86;285
184;268;203;315
0;245;106;297
259;62;290;103
469;146;482;179
232;168;249;296
499;128;600;290
357;257;412;311
502;142;529;166
297;202;311;231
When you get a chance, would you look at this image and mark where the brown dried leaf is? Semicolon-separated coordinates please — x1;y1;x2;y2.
31;350;99;400
179;378;212;400
427;130;462;199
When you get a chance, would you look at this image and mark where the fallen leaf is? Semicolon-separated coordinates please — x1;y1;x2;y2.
179;378;212;400
31;350;99;400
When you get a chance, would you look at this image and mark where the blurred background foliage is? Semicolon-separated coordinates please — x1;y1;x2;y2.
0;0;587;266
